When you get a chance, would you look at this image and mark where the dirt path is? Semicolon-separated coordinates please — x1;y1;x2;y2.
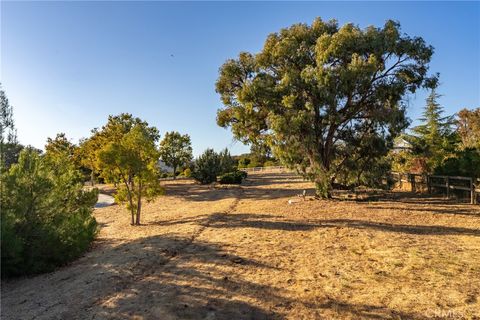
2;173;480;319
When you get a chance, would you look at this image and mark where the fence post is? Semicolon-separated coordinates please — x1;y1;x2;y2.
446;177;450;199
470;177;475;205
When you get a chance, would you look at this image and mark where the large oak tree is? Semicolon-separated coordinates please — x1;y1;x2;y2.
216;18;437;197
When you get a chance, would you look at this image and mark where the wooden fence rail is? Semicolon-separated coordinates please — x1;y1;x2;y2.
391;172;479;204
239;167;479;205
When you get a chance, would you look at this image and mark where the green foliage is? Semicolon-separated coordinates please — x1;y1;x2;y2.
45;133;77;160
434;148;480;178
216;18;435;197
408;89;457;172
247;160;261;168
0;84;17;146
1;84;18;170
263;160;278;167
192;149;221;184
218;170;247;184
1;149;98;277
97;114;164;225
219;148;235;174
76;129;104;186
183;167;192;177
237;156;250;168
159;131;193;179
1;142;24;169
457;108;480;150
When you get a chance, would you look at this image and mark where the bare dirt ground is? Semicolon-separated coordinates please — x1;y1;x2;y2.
2;172;480;320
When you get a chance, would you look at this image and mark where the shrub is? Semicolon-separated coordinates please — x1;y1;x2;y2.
434;148;480;178
263;160;278;167
183;167;192;177
192;149;221;184
247;160;261;168
1;149;98;277
218;171;246;184
219;148;235;174
237;157;250;168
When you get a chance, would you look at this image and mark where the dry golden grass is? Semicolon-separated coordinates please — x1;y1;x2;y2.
2;172;479;319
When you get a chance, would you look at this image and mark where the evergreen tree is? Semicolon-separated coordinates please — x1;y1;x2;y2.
1;84;18;170
410;89;456;172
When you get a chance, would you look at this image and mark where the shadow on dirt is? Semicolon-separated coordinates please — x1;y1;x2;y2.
1;233;435;320
151;213;480;237
1;235;281;319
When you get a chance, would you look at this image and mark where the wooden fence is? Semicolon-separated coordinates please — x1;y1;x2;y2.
391;172;479;204
239;167;479;204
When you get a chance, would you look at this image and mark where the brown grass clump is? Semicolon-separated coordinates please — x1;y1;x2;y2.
2;172;479;319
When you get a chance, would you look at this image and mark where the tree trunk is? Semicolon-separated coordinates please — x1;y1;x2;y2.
315;174;332;199
135;181;142;225
173;165;177;180
126;182;135;225
307;153;332;199
90;170;95;186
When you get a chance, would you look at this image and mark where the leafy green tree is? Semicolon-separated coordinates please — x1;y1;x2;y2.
76;129;104;186
97;114;163;225
192;149;221;184
1;148;98;277
216;18;436;197
409;89;457;172
457;108;480;150
45;133;76;156
159;131;193;179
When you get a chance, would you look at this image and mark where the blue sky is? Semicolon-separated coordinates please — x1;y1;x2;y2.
1;1;479;156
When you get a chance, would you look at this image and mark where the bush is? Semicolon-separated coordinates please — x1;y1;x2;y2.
192;149;221;184
263;160;278;167
1;149;98;277
247;160;261;168
238;170;248;179
219;148;235;174
218;171;247;184
183;167;192;177
434;148;480;178
237;157;250;168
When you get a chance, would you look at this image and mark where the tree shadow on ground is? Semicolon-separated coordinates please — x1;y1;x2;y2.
1;235;281;320
150;213;480;237
163;181;315;202
1;233;437;320
366;204;480;217
2;224;462;320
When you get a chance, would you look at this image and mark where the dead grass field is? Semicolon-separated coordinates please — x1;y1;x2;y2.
2;172;480;320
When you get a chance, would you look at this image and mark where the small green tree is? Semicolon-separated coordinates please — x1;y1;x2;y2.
219;148;235;174
159;131;193;179
1;148;98;277
97;114;163;225
192;149;221;184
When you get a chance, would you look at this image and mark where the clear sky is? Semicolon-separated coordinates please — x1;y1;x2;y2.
1;1;479;156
